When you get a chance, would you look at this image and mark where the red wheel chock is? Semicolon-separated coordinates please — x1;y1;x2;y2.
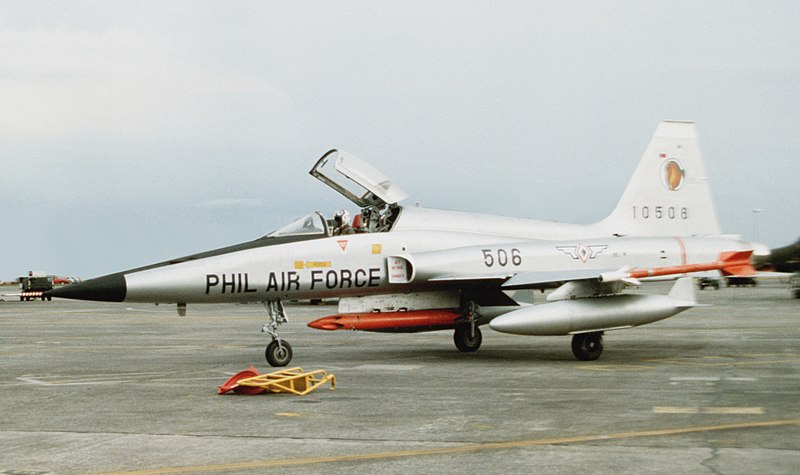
218;366;265;395
218;366;336;395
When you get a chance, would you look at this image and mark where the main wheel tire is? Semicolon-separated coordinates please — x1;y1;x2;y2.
571;332;603;361
265;340;293;367
454;325;482;353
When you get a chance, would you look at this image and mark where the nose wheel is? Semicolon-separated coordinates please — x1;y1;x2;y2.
262;300;292;367
265;339;293;367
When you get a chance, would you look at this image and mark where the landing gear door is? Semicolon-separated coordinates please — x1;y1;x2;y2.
310;149;409;208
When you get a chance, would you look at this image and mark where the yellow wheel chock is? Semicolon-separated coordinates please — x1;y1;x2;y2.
218;366;336;395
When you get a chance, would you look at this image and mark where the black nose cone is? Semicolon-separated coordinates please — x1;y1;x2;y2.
45;273;127;302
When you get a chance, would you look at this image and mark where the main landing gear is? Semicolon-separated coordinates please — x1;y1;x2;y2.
453;301;482;353
571;331;604;361
262;300;292;367
454;325;482;352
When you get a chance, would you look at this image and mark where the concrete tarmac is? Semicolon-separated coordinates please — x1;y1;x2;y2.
1;281;798;474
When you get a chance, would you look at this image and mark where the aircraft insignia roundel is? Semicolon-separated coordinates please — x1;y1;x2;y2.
660;158;685;191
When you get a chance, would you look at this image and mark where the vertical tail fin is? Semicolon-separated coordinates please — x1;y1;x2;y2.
600;121;720;237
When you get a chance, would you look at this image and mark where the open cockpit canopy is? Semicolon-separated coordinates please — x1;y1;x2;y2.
310;149;409;208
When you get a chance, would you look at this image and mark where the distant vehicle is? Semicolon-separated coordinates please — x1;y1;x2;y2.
697;277;720;290
10;272;80;301
19;272;54;301
726;277;757;287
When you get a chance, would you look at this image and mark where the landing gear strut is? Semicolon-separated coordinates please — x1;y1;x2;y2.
262;300;292;367
571;332;604;361
454;301;482;352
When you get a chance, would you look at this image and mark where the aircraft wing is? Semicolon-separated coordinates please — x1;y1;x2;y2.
423;268;624;302
501;269;617;290
425;269;625;301
427;273;513;283
390;249;756;301
426;269;622;288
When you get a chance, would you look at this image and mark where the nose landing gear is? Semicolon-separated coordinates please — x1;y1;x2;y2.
262;300;292;367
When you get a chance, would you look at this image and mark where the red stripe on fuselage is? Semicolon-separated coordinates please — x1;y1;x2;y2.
673;236;687;266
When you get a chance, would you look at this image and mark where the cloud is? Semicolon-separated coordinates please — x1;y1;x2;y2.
196;198;266;209
1;2;799;279
0;25;287;145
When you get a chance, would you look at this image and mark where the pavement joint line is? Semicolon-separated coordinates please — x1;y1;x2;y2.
92;418;800;475
576;364;655;372
646;358;799;367
653;407;765;414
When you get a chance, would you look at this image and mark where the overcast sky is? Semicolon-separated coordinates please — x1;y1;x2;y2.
2;1;798;279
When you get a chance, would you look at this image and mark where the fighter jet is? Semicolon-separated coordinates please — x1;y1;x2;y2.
47;121;759;366
758;238;800;298
760;238;800;273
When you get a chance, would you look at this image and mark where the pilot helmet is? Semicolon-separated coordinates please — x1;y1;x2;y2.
334;209;350;225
